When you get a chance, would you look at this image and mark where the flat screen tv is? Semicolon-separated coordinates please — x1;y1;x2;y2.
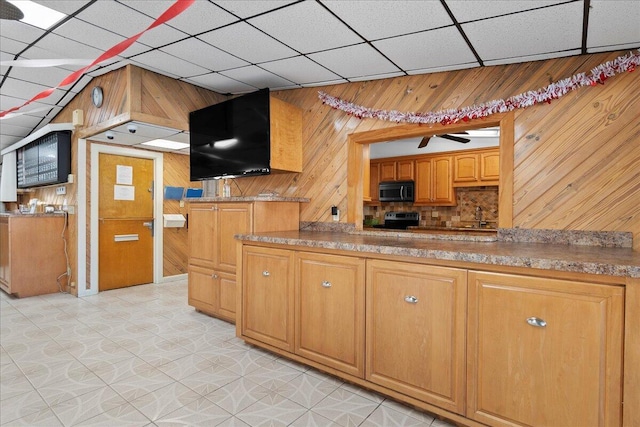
189;88;271;181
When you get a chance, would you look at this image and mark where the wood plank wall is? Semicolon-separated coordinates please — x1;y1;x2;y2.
232;50;640;251
44;65;224;293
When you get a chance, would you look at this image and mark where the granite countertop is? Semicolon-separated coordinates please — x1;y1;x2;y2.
236;230;640;278
186;196;310;203
0;212;67;217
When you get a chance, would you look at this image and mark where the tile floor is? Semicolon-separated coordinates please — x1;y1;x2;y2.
1;280;457;426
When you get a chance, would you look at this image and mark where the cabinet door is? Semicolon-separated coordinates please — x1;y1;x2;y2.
241;246;295;352
467;272;624;427
188;264;217;314
396;159;414;180
379;161;396;181
216;203;252;271
453;153;478;183
295;252;365;377
432;156;455;204
414;158;433;204
188;204;216;269
0;218;9;288
366;260;467;414
480;150;499;182
217;270;236;321
368;162;380;203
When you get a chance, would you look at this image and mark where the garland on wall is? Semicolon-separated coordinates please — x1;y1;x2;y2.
318;49;639;126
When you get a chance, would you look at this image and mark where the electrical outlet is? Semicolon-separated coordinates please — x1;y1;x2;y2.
331;206;339;222
67;205;75;215
56;186;66;195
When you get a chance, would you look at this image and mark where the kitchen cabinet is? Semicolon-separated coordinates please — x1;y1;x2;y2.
453;148;499;187
295;252;365;377
0;215;67;297
415;155;455;205
240;245;295;352
187;201;300;322
379;159;414;182
366;160;380;203
366;260;467;414
467;271;624;427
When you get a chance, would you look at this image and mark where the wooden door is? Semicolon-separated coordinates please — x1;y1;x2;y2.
295;252;365;377
453;153;478;183
98;154;154;290
379;161;396;181
188;264;217;313
432;156;454;204
216;203;252;271
366;260;467;414
396;159;414;180
467;271;624;427
241;246;294;351
414;158;433;204
0;218;8;287
480;150;500;181
217;270;236;321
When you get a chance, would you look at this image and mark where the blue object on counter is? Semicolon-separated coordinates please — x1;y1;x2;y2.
164;186;185;200
185;188;203;198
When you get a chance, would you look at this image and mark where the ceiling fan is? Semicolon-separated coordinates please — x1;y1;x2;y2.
418;132;470;148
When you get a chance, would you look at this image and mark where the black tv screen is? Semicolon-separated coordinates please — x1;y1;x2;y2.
189;89;271;181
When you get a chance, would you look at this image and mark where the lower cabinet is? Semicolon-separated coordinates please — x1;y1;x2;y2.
241;246;295;352
467;271;624;427
366;260;467;414
295;252;365;377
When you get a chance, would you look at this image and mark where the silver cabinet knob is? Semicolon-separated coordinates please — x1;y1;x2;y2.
262;271;270;277
321;280;331;288
404;295;418;304
211;273;218;279
526;317;547;328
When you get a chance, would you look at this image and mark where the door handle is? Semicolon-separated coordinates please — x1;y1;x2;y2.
143;221;154;237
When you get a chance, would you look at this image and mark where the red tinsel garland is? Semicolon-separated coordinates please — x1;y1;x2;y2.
318;49;639;125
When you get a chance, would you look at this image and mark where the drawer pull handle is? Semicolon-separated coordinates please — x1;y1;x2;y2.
404;295;418;304
262;271;270;277
321;280;332;288
527;317;547;328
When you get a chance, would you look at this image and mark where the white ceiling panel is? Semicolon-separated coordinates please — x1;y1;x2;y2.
373;26;477;72
587;1;640;50
446;0;570;23
484;49;582;67
212;1;298;18
1;78;66;105
28;33;104;62
221;65;296;89
54;18;127;51
160;38;249;72
322;0;453;40
462;1;583;61
0;37;28;55
0;123;33;137
75;1;161;38
248;1;362;53
184;73;257;94
406;61;479;75
197;22;298;64
348;72;405;83
3;65;71;89
0;113;43;130
0;20;45;45
125;0;237;35
260;56;341;85
309;43;401;79
130;50;209;78
0;135;21;149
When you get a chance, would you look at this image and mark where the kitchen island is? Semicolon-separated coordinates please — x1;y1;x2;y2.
235;228;639;427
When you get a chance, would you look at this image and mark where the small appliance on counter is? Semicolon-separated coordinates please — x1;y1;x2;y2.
372;211;420;230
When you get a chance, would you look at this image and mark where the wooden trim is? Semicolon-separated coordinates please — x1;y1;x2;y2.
77;112;131;139
498;112;514;228
130;112;188;132
347;136;365;226
624;277;640;427
126;65;142;114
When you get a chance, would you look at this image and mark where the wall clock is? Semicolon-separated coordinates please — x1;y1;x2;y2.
91;86;103;108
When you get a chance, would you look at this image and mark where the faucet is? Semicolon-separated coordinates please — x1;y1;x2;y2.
475;206;483;228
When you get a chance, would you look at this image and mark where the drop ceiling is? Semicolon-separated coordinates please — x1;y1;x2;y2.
1;0;638;153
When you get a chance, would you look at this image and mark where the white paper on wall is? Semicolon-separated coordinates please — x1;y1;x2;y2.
114;185;134;201
116;165;133;185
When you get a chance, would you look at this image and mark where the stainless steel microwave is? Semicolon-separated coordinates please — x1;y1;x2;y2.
379;180;415;202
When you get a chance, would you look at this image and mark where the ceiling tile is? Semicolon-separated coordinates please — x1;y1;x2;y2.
445;0;569;22
183;73;258;94
484;49;582;67
0;21;45;46
308;44;401;79
407;61;479;75
220;65;295;89
124;0;238;35
197;22;298;64
54;18;127;51
0;123;33;137
160;38;249;72
1;78;66;106
373;26;477;72
25;33;104;63
349;72;405;82
2;65;71;89
322;0;453;40
212;1;298;18
1;135;22;151
587;1;640;50
260;56;341;84
461;2;583;61
129;50;209;78
0;113;42;130
302;79;349;87
0;37;28;55
248;1;362;53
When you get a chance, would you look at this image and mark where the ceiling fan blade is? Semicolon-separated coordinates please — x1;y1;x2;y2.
439;134;470;143
0;0;24;20
418;136;431;148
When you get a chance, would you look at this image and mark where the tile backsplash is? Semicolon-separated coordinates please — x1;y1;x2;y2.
364;186;499;227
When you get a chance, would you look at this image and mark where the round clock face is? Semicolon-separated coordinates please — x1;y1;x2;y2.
92;86;103;107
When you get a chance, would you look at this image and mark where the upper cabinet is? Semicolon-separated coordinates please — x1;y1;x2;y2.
453;148;499;187
415;155;455;206
379;159;414;182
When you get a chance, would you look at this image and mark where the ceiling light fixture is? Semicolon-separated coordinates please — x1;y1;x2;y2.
7;0;66;29
142;139;189;150
464;128;500;137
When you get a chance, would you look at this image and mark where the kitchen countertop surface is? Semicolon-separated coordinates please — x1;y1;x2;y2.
186;196;310;203
236;230;640;278
0;212;66;217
